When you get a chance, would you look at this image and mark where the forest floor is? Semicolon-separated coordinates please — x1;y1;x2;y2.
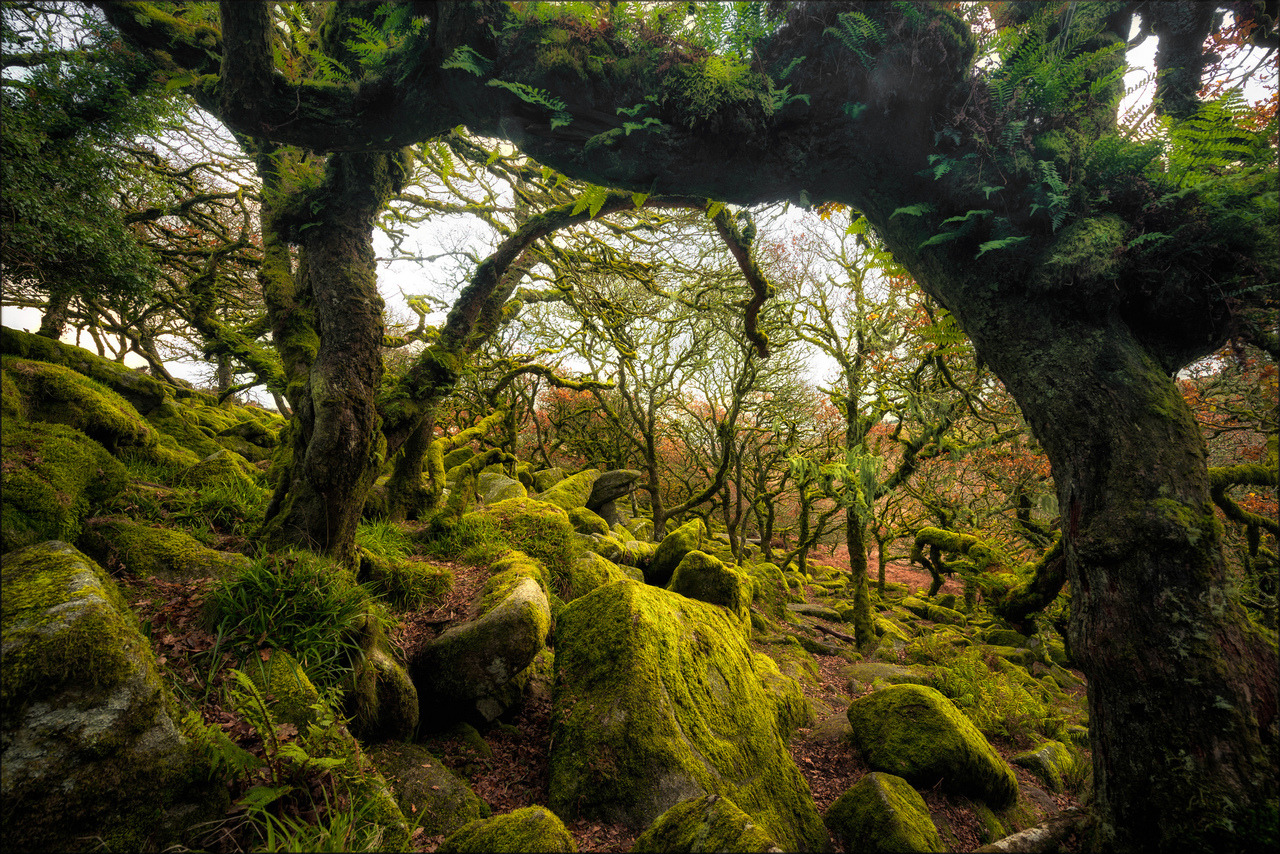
124;546;1083;853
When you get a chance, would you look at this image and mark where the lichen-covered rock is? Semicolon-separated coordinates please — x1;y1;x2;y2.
366;742;491;837
348;647;420;742
1;542;226;852
532;467;566;492
753;649;815;738
2;356;159;454
582;531;625;561
619;537;657;568
478;471;527;504
409;573;551;726
2;420;128;553
537;468;600;511
549;582;827;851
646;518;705;587
180;448;263;491
846;684;1018;809
568;505;611;535
585;469;641;526
667;550;751;625
1012;740;1075;794
77;516;251;582
564;551;637;601
633;793;783;852
628;516;655;540
439;805;576;853
824;772;944;853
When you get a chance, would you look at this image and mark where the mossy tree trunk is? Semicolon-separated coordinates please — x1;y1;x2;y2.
258;151;406;568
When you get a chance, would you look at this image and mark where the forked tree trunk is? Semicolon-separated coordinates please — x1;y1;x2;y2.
968;300;1278;852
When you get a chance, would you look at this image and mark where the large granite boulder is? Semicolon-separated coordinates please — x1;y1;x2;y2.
439;806;576;853
846;684;1018;808
2;542;226;853
537;468;600;511
478;471;527;504
585;469;641;526
549;581;827;851
77;516;251;582
563;551;638;601
824;772;944;853
645;518;705;587
409;558;551;726
632;793;783;852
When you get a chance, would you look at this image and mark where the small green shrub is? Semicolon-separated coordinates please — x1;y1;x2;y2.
210;551;376;691
170;472;268;539
418;512;509;565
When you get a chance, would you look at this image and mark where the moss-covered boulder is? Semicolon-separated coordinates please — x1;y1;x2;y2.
366;742;491;837
2;420;128;553
824;772;944;853
535;467;599;509
532;466;566;492
549;582;827;850
350;647;420;742
842;662;938;695
77;516;251;582
619;537;657;568
633;793;782;852
0;327;167;415
239;647;323;729
846;685;1018;808
667;550;751;625
1;541;226;852
1011;740;1075;794
409;571;551;726
568;505;611;535
900;596;968;626
753;648;815;738
585;468;641;526
439;805;576;853
478;471;527;505
646;518;705;587
180;448;262;491
564;551;637;601
2;356;159;455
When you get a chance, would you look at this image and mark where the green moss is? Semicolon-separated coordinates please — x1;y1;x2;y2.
549;582;827;850
472;497;580;586
77;516;250;581
563;550;636;601
365;743;491;836
824;772;944;853
668;550;752;626
439;805;576;853
480;550;552;615
646;518;705;586
0;326;167;414
1034;214;1128;290
1;419;128;552
1012;739;1076;793
538;468;600;510
847;684;1019;808
568;504;610;535
633;793;780;852
2;356;159;453
1;367;21;419
239;647;323;729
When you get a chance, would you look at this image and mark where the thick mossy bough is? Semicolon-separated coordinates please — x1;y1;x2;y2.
77;516;251;582
1;541;226;853
438;805;577;853
549;581;827;851
847;684;1019;809
632;793;782;852
824;772;945;853
1;419;128;553
645;517;705;587
366;742;491;837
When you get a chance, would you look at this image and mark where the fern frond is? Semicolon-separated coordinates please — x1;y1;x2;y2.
442;45;490;77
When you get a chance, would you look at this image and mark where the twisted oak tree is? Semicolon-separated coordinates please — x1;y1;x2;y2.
102;2;1279;851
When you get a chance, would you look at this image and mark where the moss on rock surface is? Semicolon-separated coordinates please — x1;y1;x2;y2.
846;684;1018;808
238;647;323;729
1;541;225;852
564;550;636;601
646;518;705;587
439;805;577;853
366;742;491;837
824;772;944;853
77;516;251;582
632;793;781;852
537;468;600;511
549;581;827;850
1011;740;1075;793
568;505;611;535
668;550;752;626
0;327;167;415
2;419;128;553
